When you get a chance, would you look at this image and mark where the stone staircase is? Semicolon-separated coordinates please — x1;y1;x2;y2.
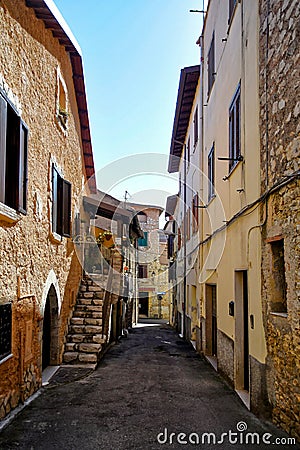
63;274;108;368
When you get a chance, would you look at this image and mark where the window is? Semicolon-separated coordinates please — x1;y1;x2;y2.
193;107;199;148
177;227;182;251
270;239;287;313
0;303;12;362
207;33;215;97
208;145;215;201
0;91;28;213
229;0;237;23
137;212;147;223
179;173;182;196
192;193;199;234
229;84;241;172
186;137;191;168
138;231;148;247
57;74;68;129
138;264;148;278
52;165;71;237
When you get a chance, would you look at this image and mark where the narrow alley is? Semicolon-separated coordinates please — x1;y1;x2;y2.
0;322;295;450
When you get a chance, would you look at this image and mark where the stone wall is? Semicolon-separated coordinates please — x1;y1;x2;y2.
0;0;90;419
216;329;234;387
259;0;300;439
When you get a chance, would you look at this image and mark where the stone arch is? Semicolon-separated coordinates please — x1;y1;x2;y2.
41;270;61;369
41;269;61;315
42;284;59;369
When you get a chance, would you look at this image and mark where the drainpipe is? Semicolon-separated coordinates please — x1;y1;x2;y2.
199;35;205;350
183;143;187;339
173;138;187;339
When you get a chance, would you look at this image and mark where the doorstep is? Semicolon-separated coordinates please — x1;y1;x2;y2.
42;365;60;386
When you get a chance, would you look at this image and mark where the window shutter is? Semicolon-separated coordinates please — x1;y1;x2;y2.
5;105;21;210
62;179;71;237
52;165;59;233
17;123;28;214
0;95;7;204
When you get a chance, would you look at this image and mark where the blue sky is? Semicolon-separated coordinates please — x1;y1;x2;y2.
54;0;206;205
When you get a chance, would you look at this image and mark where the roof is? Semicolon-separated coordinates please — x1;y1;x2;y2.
25;0;96;192
127;202;164;216
168;65;200;173
83;192;144;239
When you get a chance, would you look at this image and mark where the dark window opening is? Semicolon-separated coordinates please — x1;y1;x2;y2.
229;0;237;24
0;303;12;361
0;92;28;213
208;144;215;201
194;107;199;148
192;193;199;233
138;264;148;278
270;239;287;313
229;84;241;172
207;33;215;97
187;137;191;166
52;165;71;237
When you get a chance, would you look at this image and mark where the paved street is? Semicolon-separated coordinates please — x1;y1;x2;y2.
0;322;297;450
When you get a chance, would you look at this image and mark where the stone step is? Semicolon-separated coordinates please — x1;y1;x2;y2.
63;352;98;364
75;305;103;313
72;310;102;319
66;334;105;344
76;298;103;307
69;324;102;335
65;334;105;345
64;342;102;353
70;317;102;326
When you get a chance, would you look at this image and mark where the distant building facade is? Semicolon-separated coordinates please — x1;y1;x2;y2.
128;203;171;321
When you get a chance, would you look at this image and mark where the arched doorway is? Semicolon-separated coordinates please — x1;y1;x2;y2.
42;284;59;370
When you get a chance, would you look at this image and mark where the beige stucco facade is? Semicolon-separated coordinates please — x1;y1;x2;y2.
259;0;299;439
0;0;94;419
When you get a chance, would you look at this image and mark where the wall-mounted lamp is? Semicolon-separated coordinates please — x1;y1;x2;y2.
229;301;235;316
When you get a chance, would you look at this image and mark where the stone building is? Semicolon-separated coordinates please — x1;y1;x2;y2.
0;0;95;418
128;203;171;321
259;0;299;439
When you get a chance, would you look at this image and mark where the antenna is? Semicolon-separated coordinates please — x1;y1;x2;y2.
124;190;131;203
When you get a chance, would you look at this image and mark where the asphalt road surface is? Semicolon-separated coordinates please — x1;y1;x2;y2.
0;321;297;450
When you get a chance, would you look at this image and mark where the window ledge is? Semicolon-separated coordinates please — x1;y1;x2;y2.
270;311;288;318
0;203;21;224
49;231;63;244
0;353;13;366
227;160;242;178
207;194;216;206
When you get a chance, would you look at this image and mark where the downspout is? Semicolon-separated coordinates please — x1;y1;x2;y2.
264;0;270;189
183;143;187;339
199;35;205;351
